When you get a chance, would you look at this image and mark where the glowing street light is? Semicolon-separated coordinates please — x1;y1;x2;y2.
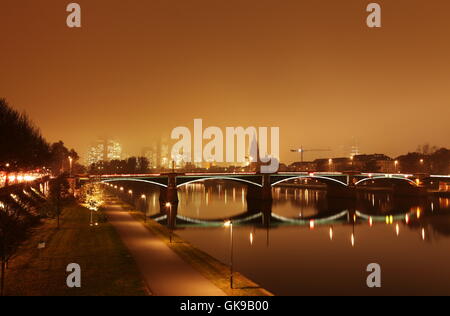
394;160;399;173
166;202;173;243
68;156;73;177
224;220;234;289
141;194;147;222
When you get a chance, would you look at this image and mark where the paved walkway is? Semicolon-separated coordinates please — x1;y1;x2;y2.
104;202;226;296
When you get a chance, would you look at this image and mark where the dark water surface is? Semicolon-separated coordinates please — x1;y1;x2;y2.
141;181;450;295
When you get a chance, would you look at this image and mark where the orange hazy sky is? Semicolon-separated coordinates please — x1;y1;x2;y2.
0;0;449;163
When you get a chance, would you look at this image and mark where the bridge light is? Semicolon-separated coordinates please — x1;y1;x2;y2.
369;217;373;227
141;194;146;200
224;220;232;228
128;190;133;195
405;214;410;224
309;220;315;229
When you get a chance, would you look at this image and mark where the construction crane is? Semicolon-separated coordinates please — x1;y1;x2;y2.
291;147;331;163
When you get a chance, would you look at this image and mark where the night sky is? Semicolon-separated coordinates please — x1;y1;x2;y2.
1;0;449;162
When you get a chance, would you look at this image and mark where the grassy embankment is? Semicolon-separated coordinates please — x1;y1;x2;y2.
4;203;146;296
109;196;273;296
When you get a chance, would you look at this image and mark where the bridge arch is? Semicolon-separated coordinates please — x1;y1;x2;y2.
354;176;418;187
271;175;348;187
101;178;168;188
176;177;263;188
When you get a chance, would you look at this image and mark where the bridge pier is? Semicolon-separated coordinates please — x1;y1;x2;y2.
159;173;179;228
246;174;273;202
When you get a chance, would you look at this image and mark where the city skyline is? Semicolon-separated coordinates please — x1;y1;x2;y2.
1;0;449;163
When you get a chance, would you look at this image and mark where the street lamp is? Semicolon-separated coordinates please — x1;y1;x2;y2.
4;163;10;187
328;159;333;172
166;202;173;243
141;194;147;222
224;220;234;289
394;160;399;173
68;156;73;177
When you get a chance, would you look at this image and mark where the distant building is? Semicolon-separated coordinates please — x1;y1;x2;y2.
88;139;122;165
141;137;173;170
353;154;395;173
289;161;317;172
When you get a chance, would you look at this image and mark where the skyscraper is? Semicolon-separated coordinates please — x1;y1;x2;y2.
87;139;122;165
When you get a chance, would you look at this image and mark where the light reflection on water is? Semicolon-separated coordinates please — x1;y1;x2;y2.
140;181;450;295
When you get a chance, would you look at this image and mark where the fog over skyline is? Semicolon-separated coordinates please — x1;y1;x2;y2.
1;0;449;163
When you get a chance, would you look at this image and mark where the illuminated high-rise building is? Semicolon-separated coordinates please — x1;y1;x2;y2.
87;139;122;165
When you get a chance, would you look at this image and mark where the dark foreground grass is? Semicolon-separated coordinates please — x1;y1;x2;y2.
4;203;146;296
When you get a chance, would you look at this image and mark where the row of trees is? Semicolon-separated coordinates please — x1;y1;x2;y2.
396;148;450;175
0;99;75;295
0;99;80;176
89;157;150;174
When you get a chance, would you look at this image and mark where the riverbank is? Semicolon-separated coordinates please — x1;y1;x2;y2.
3;203;146;296
106;196;273;296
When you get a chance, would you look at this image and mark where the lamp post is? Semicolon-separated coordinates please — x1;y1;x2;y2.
166;202;173;243
128;190;133;205
141;194;147;222
4;163;10;187
69;156;73;177
224;220;234;289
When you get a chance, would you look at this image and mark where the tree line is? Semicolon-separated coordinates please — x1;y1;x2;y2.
0;98;82;177
89;157;150;175
0;99;75;295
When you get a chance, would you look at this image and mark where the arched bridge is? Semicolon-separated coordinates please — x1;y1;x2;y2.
78;171;445;202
